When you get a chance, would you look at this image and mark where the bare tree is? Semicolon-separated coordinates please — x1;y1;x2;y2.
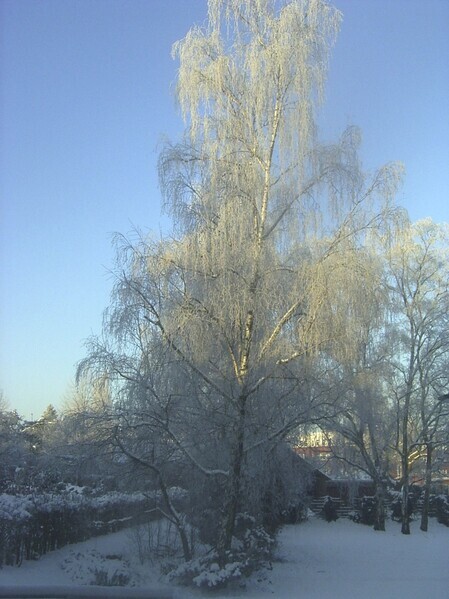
379;219;449;534
317;244;396;531
59;378;117;486
330;371;397;531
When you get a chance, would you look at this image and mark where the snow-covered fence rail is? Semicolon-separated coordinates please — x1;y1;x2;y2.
0;491;154;567
0;585;173;598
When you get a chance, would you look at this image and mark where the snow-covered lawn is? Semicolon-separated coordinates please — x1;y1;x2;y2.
239;517;449;599
1;516;448;598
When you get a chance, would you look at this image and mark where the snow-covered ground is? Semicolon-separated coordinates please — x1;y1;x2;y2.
1;516;448;598
239;517;449;599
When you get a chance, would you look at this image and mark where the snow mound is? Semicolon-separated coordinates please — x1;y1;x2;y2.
60;549;130;586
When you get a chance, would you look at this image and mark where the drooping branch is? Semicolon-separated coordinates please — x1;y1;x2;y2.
113;429;193;561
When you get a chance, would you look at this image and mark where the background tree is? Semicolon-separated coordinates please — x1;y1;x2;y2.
379;219;449;534
0;392;26;489
317;242;396;531
59;378;117;488
327;364;396;531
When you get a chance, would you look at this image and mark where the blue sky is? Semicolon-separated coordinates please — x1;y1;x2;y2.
1;0;448;419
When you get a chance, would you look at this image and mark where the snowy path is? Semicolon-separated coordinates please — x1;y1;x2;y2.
0;517;448;598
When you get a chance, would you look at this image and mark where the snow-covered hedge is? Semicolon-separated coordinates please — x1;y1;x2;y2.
0;488;154;567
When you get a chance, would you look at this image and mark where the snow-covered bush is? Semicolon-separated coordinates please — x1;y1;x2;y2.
322;496;339;522
61;549;130;586
168;512;275;589
390;491;414;523
0;494;33;566
434;494;449;526
168;552;242;589
279;500;307;525
0;493;33;522
359;495;377;525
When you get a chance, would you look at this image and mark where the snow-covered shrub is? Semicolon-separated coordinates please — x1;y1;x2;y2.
241;523;275;565
233;512;256;540
390;492;401;521
169;536;274;590
168;552;243;589
358;496;377;525
0;494;33;566
0;493;33;521
390;491;414;523
322;496;338;522
233;513;274;557
93;569;130;587
61;549;130;586
435;494;449;526
168;513;275;589
348;510;360;523
280;500;307;525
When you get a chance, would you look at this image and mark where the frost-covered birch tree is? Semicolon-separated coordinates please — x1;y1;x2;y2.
80;0;403;555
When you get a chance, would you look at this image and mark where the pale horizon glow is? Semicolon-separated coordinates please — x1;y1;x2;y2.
1;0;448;418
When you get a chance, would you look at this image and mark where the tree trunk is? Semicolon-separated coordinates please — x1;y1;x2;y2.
178;522;193;562
219;397;246;556
401;458;410;534
420;443;432;532
113;432;193;561
373;479;386;531
401;385;411;535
